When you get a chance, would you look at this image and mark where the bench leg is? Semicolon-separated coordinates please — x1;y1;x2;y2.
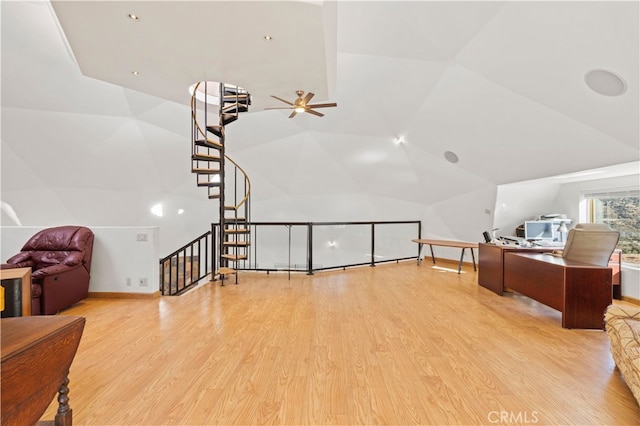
458;248;465;274
429;245;436;264
471;248;477;271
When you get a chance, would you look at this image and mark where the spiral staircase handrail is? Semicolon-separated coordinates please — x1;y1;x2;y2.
190;82;251;210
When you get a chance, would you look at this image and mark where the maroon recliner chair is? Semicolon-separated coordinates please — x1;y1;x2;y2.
1;226;94;315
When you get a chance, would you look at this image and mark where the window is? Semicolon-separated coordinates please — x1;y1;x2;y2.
585;189;640;264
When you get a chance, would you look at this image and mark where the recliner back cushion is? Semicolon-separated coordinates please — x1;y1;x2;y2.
22;226;91;251
20;226;94;271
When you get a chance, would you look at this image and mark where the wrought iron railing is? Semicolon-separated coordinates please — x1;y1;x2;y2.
215;220;422;275
159;231;211;295
160;220;421;294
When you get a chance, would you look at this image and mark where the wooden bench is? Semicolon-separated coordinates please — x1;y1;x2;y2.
412;239;478;274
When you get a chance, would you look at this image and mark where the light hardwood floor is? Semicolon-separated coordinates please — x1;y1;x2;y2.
41;260;640;425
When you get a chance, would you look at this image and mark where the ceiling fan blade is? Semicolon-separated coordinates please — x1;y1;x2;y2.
306;103;337;109
301;92;315;105
271;95;294;106
264;107;293;110
305;109;324;117
288;110;298;118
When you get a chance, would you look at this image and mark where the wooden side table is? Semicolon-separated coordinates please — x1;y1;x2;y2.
0;267;32;316
1;316;85;425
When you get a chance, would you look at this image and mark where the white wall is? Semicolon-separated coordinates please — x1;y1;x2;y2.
1;226;159;295
494;182;563;237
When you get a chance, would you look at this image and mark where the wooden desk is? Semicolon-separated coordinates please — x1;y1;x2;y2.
1;267;32;316
478;243;622;298
504;252;612;329
412;239;478;274
478;243;554;295
1;316;85;425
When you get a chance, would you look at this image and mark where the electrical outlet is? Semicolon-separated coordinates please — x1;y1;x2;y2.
139;277;148;287
126;277;132;286
136;233;148;242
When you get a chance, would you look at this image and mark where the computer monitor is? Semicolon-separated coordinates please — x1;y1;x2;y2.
524;220;555;240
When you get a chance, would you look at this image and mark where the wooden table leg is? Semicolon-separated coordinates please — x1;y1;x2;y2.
470;248;477;271
54;375;73;426
457;248;465;274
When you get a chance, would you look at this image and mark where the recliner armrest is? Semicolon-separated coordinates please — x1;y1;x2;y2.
1;260;35;270
4;252;34;266
31;263;84;280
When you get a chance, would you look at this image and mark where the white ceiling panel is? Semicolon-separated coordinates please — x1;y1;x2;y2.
2;0;638;251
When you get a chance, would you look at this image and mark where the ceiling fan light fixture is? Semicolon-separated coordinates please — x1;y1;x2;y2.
265;90;336;118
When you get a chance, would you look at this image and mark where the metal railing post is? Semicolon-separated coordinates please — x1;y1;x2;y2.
307;223;314;275
371;223;376;267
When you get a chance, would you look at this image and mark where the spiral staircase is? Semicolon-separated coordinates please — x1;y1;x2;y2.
191;81;251;284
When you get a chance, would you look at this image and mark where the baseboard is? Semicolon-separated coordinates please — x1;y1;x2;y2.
88;291;160;299
620;295;640;306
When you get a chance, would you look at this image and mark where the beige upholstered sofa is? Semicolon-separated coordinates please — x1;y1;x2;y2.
605;304;640;405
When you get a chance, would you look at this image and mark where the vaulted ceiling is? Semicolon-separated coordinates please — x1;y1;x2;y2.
1;1;638;250
46;0;639;183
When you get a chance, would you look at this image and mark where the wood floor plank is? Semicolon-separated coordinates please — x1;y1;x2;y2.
39;261;640;425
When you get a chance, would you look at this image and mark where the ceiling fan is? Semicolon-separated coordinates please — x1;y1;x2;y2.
265;90;337;118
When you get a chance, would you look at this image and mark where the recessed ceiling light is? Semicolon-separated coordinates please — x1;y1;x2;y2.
264;35;272;41
128;13;140;22
585;69;627;97
394;137;404;144
131;71;140;76
444;151;459;163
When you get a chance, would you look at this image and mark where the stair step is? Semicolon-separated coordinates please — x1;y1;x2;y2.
208;194;221;199
222;104;249;114
222;114;238;126
224;205;238;210
222;96;250;107
192;168;220;174
206;125;224;138
222;254;247;261
224;241;250;247
217;267;236;275
225;228;250;234
192;153;221;162
222;88;249;97
222;87;249;98
224;217;246;223
194;138;223;149
197;181;221;187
